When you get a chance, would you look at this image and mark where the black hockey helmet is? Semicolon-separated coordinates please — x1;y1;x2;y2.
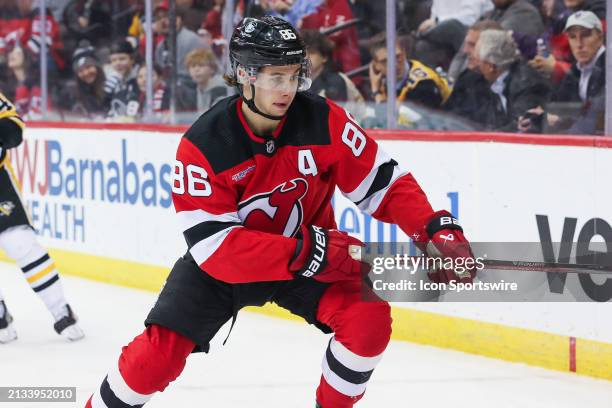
229;16;311;120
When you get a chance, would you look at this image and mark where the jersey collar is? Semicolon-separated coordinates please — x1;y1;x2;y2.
236;98;288;143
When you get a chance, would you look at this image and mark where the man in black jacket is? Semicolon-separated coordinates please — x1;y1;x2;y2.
519;11;605;134
461;29;550;132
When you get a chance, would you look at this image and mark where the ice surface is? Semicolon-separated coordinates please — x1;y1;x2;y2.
0;261;611;408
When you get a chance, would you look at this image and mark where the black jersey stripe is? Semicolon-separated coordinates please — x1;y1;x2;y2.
22;254;51;273
325;343;374;385
183;221;241;249
355;160;398;206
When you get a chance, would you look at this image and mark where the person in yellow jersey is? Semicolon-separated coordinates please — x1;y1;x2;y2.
368;40;450;109
0;92;84;343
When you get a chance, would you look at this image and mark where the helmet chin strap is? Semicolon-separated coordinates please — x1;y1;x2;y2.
241;84;286;121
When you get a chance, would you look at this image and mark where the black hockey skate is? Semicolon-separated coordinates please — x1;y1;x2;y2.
53;304;85;341
0;300;17;343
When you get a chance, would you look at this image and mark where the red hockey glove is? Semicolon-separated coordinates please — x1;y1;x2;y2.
419;210;476;284
289;225;367;283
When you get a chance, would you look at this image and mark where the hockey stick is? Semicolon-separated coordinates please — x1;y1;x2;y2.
482;259;612;276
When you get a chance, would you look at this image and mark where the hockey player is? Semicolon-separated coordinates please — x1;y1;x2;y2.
0;92;84;343
86;16;474;408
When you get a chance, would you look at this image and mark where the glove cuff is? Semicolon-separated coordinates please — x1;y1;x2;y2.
425;210;463;240
289;225;329;278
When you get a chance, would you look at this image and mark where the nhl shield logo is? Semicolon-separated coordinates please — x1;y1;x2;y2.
266;139;275;154
245;21;256;33
0;201;15;217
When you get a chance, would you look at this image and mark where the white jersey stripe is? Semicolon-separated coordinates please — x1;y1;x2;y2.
357;169;409;215
177;209;241;232
190;225;242;265
344;147;393;203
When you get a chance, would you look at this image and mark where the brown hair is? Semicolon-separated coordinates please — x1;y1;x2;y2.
184;48;218;72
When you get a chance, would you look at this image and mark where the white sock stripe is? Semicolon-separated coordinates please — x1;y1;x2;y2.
329;337;384;373
90;390;108;408
321;354;368;397
107;361;154;405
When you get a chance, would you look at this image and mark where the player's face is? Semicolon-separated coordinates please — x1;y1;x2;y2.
252;64;301;116
567;26;603;65
110;53;134;77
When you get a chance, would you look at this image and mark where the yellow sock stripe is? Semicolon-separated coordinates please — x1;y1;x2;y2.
26;263;56;284
1;248;611;382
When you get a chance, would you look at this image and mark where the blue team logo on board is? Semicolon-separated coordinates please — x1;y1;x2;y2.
237;178;308;237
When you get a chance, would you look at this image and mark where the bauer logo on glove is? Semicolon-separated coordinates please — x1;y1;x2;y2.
419;210;476;284
289;224;368;283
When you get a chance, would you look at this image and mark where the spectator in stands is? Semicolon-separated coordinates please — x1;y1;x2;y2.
5;45;43;118
414;0;493;70
300;0;361;75
302;30;363;102
0;0;66;74
368;40;451;109
445;20;502;122
483;0;545;36
528;0;605;84
448;19;502;80
154;2;207;78
62;0;112;46
57;40;110;118
257;0;323;28
201;0;224;40
519;11;605;134
167;48;228;113
473;29;550;131
106;40;140;119
136;65;166;117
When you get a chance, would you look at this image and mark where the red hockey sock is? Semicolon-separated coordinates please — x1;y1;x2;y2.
315;281;392;407
86;324;195;407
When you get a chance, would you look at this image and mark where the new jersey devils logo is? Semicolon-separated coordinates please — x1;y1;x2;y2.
238;178;308;237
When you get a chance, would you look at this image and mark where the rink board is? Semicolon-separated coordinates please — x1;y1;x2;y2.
2;123;612;381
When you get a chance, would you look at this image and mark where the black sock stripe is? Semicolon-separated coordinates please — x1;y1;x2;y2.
355;160;398;206
183;221;241;249
325;343;374;385
32;274;59;293
22;254;51;273
100;375;144;408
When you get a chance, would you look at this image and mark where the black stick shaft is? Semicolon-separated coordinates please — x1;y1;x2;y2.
482;259;612;275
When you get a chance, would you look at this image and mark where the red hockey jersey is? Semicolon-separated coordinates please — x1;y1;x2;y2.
172;93;434;283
